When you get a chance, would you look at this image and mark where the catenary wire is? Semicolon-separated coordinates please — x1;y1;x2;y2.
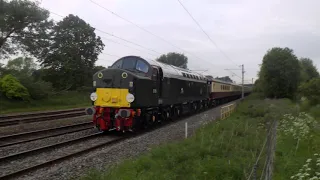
88;0;220;67
176;0;239;67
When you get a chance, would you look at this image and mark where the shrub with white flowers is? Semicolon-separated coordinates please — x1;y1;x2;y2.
290;153;320;180
278;112;317;141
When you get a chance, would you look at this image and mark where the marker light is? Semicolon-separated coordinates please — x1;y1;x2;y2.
90;92;98;101
126;93;135;103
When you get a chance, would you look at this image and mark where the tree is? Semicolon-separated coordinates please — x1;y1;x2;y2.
0;0;53;59
5;57;38;77
299;78;320;105
299;58;319;83
156;52;188;69
253;79;263;93
258;47;300;99
1;57;53;100
38;14;105;89
93;65;106;73
216;76;233;83
0;63;8;77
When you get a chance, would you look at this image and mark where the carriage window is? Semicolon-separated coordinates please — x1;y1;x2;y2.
136;60;149;73
111;60;123;68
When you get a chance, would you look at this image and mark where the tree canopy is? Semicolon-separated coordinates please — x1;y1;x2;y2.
0;0;53;59
299;78;320;105
0;0;106;101
299;57;319;83
215;76;234;83
5;57;37;76
258;47;300;99
156;52;188;69
38;14;105;90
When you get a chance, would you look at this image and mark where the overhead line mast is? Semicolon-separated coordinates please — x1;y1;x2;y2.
225;64;245;99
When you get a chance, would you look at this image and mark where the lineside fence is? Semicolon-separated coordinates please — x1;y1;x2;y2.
219;103;278;180
185;102;237;138
220;103;236;120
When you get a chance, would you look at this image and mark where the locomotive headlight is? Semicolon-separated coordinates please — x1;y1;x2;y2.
90;92;98;101
126;93;135;103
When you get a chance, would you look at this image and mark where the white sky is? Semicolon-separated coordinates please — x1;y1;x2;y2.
30;0;320;83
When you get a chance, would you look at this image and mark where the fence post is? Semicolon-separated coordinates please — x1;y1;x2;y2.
265;119;278;180
253;164;257;180
185;122;188;138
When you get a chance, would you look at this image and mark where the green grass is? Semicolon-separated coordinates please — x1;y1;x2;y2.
0;91;92;114
80;94;320;180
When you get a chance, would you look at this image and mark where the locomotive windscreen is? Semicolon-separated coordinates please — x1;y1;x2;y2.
111;56;150;74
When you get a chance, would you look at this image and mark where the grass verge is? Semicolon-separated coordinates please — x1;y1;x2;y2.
0;91;91;114
80;94;320;180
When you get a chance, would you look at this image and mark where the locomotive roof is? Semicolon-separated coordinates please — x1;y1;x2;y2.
111;56;250;87
145;58;208;82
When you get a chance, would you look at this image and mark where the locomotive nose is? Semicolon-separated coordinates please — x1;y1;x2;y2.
92;69;135;108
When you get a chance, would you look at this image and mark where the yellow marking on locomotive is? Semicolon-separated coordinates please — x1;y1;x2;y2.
94;88;131;108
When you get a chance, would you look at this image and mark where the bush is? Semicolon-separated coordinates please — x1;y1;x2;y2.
76;86;92;93
18;76;53;100
0;74;30;101
299;78;320;105
309;105;320;119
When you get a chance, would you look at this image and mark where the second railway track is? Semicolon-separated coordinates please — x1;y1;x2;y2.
0;121;93;148
0;108;87;127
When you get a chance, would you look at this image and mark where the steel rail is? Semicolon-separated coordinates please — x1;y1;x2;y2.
0;108;86;120
0;122;93;148
0;111;87;127
0;132;103;164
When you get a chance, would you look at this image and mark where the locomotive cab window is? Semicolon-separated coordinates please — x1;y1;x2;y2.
135;60;149;73
122;58;136;70
111;60;123;69
114;57;150;74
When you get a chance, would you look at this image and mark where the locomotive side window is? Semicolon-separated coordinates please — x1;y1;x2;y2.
136;60;149;73
152;68;158;81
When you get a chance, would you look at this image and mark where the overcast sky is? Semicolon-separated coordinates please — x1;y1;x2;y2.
36;0;319;84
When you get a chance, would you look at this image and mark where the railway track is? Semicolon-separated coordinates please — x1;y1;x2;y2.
0;121;93;148
0;133;128;180
0;99;240;180
0;108;87;127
